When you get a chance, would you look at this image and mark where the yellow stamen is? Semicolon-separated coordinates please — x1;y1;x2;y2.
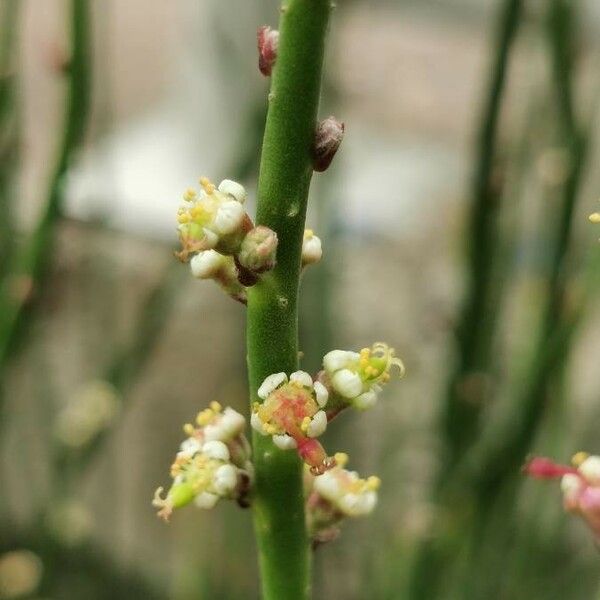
572;451;589;467
199;176;215;194
183;188;197;202
210;401;222;412
366;475;381;491
183;423;195;436
334;452;349;467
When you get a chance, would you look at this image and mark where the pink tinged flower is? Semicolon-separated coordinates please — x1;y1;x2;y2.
257;26;279;77
524;453;600;537
251;371;334;474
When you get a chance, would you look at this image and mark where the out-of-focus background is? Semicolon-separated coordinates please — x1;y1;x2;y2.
2;0;600;598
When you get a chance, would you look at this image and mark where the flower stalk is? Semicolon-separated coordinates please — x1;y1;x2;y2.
246;1;332;598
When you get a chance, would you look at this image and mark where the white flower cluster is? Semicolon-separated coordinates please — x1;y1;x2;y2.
176;177;279;302
323;342;404;410
153;403;252;520
312;455;379;517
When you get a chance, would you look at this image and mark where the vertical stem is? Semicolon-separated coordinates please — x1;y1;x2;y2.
246;1;331;598
443;0;523;467
0;0;91;370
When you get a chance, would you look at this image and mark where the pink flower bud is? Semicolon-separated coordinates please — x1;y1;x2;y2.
257;26;279;77
313;116;345;172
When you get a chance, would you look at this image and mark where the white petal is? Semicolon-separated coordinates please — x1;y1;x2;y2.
307;410;327;438
290;370;313;388
273;434;297;450
218;179;247;203
213;464;238;495
220;407;246;438
257;372;287;399
353;390;377;410
179;437;202;457
190;250;223;279
579;456;600;484
213;200;245;235
202;440;230;461
313;472;341;501
313;381;329;408
251;411;268;435
331;369;363;399
194;492;219;509
561;473;582;496
202;228;219;248
323;350;359;373
203;423;226;442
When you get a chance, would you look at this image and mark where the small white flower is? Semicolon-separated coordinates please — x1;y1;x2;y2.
307;410;327;438
213;464;238;495
190;250;223;279
257;372;287;399
313;381;328;408
194;492;219;509
202;440;230;462
213;200;245;235
314;471;342;499
218;179;247;204
273;434;298;450
290;370;313;388
331;369;363;399
353;390;377;410
323;350;359;373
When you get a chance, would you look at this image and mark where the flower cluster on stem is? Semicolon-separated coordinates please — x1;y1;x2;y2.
153;402;252;520
175;177;278;303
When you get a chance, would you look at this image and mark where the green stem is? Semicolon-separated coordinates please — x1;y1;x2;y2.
0;0;91;371
247;2;331;598
443;0;523;467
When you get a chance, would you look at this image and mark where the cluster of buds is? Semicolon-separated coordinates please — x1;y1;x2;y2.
175;177;278;303
319;342;405;412
153;402;252;520
524;452;600;537
251;371;332;474
306;452;380;545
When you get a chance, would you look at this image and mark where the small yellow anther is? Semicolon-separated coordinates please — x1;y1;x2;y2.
334;452;349;467
366;475;381;490
210;401;222;412
301;416;311;432
199;176;215;194
589;212;600;224
183;188;197;202
183;423;195;436
196;408;213;426
572;451;589;467
177;213;191;224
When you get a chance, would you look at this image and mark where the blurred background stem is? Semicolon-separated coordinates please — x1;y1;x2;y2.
0;0;91;378
442;0;524;470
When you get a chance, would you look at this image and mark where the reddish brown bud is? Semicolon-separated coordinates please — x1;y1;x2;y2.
313;116;345;172
257;26;279;77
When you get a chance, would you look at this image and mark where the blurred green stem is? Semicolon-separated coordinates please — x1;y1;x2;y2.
443;0;523;467
0;0;20;277
246;1;331;598
0;0;91;373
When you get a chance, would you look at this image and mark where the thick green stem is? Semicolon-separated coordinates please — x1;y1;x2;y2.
246;1;331;598
0;0;91;370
